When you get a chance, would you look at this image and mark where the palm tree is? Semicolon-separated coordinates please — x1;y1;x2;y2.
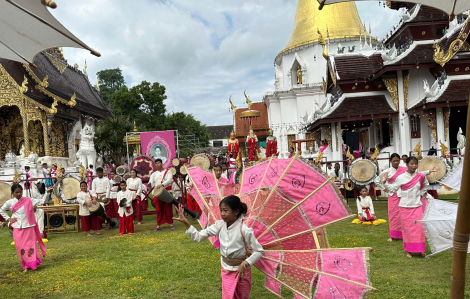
94;116;133;165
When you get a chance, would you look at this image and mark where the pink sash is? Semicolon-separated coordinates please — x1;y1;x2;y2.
387;166;407;184
11;197;46;257
320;145;328;153
401;172;425;191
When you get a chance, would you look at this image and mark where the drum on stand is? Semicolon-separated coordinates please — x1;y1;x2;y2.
116;165;130;176
130;156;156;181
0;182;12;208
348;159;378;186
114;175;123;183
60;177;81;201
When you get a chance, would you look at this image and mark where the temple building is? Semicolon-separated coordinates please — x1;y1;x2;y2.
0;48;111;171
265;1;468;161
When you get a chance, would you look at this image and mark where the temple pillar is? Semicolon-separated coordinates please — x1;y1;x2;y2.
22;117;30;157
331;122;340;161
42;117;51;156
397;70;411;155
436;107;449;150
393;117;400;154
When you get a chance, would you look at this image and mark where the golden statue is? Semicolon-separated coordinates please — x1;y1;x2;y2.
229;95;237;110
370;144;380;162
297;65;302;84
83;60;87;73
413;140;422;159
439;140;449;158
244;90;253;110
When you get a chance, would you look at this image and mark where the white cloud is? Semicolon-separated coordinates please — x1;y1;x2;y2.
51;0;400;126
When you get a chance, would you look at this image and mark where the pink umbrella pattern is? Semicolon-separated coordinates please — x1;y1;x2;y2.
184;155;375;298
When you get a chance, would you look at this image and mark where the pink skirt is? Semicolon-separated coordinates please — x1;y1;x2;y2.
221;267;252;299
13;227;44;270
400;206;426;253
388;193;402;239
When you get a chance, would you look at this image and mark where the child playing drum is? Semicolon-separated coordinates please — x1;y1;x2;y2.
117;181;134;234
76;181;101;236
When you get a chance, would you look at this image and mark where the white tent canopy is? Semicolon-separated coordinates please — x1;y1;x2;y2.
317;0;470;19
0;0;99;66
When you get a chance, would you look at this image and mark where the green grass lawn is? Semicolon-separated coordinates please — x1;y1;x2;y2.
1;194;468;299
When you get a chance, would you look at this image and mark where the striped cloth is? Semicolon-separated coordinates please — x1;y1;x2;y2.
221;267;252;299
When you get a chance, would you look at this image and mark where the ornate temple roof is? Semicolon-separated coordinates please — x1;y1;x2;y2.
277;1;369;61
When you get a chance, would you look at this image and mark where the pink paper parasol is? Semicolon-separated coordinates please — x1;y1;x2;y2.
184;155;375;298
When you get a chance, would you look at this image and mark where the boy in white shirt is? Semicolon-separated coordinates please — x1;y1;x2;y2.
117;181;134;234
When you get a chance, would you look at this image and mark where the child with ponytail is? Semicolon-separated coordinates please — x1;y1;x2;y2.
173;195;264;299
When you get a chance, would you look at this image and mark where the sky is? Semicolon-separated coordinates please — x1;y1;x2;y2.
51;0;401;126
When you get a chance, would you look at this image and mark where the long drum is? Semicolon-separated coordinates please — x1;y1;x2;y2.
89;202;105;216
60;177;81;200
0;182;11;207
418;157;447;184
153;187;173;204
348;159;378;185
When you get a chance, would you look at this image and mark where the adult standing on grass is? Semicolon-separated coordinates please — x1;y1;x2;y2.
173;195;264;299
0;184;49;272
375;153;407;242
148;159;174;231
382;156;439;258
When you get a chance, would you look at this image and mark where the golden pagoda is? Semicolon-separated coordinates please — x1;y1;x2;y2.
277;0;369;58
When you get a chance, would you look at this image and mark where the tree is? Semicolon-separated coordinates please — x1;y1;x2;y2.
164;112;210;157
133;81;167;131
94;116;133;165
97;68;125;105
110;86;142;121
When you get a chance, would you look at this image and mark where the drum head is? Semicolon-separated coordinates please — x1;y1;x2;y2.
169;167;177;175
191;154;211;172
172;158;180;167
116;165;130;176
0;182;11;207
60;177;81;200
180;165;188;175
123;174;131;181
349;159;377;185
49;214;63;228
114;175;122;183
130;156;156;181
418;157;447;183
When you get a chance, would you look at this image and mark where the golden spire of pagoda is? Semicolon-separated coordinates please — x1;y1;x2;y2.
278;0;369;58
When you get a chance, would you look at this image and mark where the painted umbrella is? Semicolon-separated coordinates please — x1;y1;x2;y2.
185;155;375;298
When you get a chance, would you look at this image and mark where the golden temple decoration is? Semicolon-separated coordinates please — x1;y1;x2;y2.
403;71;410;110
314;150;323;167
443;107;450;141
229;95;237;110
423;109;437;141
44;52;67;73
49;118;66;157
440;140;450;158
433;14;470;66
40;74;49;88
322;76;327;96
13;169;21;183
321;125;332;149
460;42;470;52
318;28;329;60
278;1;369;59
79;164;86;180
382;76;399;110
20;75;28;94
70;92;77;105
412;140;422;159
370;144;380;162
335;122;339;151
244;90;253;110
346;147;355;163
344;179;353;191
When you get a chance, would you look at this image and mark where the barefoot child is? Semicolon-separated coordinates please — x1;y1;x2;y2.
76;181;101;236
0;184;48;272
356;186;376;222
173;195;264;299
117;181;134;234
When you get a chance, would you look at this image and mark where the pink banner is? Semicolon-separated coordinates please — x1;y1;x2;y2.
140;131;176;168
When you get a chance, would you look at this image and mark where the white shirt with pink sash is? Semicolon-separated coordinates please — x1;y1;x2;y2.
385;171;430;208
0;194;47;228
375;166;407;195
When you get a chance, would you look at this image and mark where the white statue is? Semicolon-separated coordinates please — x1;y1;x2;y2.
27;152;38;164
457;127;466;156
76;124;97;169
18;144;25;159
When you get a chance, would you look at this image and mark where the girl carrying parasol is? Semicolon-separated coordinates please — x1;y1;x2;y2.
173;195;264;299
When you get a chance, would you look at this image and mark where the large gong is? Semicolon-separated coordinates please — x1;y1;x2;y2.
0;182;11;207
130;156;156;181
418;157;447;184
190;154;211;172
348;159;378;185
60;177;81;200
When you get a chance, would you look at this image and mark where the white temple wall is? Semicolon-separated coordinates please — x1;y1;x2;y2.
436;107;449;150
407;69;436;109
420;113;431;150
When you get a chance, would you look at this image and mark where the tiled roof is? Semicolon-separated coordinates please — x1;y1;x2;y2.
207;125;233;140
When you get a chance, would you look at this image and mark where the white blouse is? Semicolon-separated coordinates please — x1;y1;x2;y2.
374;167;402;194
92;177;111;197
384;171;430;208
117;190;133;217
109;179;119;199
186;219;264;271
356;195;375;217
76;190;97;216
0;194;48;229
126;178;142;197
